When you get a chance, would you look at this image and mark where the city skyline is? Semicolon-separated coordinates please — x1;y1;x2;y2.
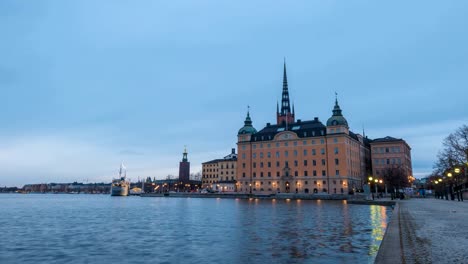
1;1;468;187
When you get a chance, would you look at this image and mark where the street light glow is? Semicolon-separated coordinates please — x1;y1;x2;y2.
454;168;461;174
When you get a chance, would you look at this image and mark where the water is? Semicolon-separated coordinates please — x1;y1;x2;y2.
0;194;391;264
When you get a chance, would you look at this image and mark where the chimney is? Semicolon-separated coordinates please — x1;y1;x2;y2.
231;148;235;154
314;117;319;121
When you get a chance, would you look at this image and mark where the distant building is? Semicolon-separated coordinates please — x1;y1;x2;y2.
202;148;237;192
178;147;190;184
370;136;413;181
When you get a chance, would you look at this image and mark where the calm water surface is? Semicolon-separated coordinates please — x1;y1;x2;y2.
0;194;391;264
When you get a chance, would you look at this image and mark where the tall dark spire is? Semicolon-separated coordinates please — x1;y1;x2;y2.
281;60;291;115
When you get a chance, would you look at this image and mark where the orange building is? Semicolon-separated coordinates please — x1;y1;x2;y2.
370;137;413;182
236;63;371;195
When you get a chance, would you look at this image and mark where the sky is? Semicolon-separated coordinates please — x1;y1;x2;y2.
1;1;467;187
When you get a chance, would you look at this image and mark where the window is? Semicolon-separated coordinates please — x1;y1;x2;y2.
285;142;288;146
285;151;289;157
333;138;338;143
253;162;256;168
294;160;298;167
260;162;264;168
321;148;325;155
242;153;246;159
294;141;298;146
304;171;308;176
336;170;340;176
303;150;307;156
387;159;390;165
335;159;339;165
313;170;317;176
322;170;326;176
276;161;280;167
321;159;326;165
253;145;256;149
323;180;326;184
304;160;308;166
276;172;280;177
386;148;389;153
303;141;307;145
268;162;271;168
276;143;280;147
243;173;246;178
294;150;298;156
276;152;280;158
267;152;271;158
334;147;339;154
320;139;325;144
253;153;256;158
313;160;317;166
285;161;289;167
260;172;264;177
242;163;246;168
311;140;315;145
260;152;264;158
312;149;316;155
242;145;246;150
253;172;256;177
268;172;271;177
294;171;298;176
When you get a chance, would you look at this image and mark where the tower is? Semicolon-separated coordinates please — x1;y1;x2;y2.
178;146;190;184
277;61;295;125
326;92;349;135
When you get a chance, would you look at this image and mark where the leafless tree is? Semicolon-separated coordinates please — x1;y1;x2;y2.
382;165;409;191
433;125;468;175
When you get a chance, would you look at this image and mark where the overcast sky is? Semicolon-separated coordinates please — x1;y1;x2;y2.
1;1;467;187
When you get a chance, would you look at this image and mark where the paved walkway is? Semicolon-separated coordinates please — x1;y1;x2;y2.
376;198;468;264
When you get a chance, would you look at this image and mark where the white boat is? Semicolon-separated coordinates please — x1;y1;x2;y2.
111;163;130;196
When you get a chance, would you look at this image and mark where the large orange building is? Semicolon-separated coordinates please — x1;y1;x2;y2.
236;63;372;195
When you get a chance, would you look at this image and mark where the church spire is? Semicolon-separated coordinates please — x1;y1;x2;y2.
277;59;295;125
281;60;291;115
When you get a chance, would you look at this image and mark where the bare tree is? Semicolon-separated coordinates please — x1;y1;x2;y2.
382;166;409;192
433;125;468;175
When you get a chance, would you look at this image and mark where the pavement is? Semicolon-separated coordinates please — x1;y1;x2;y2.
375;198;468;264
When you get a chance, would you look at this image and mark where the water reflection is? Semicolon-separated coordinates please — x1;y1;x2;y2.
368;205;388;256
0;195;391;264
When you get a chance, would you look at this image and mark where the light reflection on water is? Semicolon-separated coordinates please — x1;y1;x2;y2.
0;194;391;264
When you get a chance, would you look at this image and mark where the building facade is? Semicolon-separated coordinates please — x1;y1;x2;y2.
202;148;238;192
236;63;368;195
370;136;413;181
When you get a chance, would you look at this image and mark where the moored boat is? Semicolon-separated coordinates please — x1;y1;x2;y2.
111;163;130;196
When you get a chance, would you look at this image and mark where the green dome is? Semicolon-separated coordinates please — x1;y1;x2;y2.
327;116;348;126
238;110;257;135
326;96;348;127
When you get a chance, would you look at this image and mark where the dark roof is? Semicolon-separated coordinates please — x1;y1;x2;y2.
202;157;237;165
251;118;327;142
371;136;403;143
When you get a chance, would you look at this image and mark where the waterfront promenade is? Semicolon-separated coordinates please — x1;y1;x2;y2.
376;198;468;264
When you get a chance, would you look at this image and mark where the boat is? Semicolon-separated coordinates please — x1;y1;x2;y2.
111;163;130;196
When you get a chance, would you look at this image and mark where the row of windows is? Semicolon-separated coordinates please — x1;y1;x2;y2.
374;158;402;165
242;169;341;177
373;146;402;154
241;180;346;185
243;147;340;159
246;159;340;168
243;138;331;150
